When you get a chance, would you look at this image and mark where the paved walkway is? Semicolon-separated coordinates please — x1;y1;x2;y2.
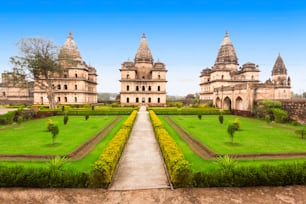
109;106;170;190
0;108;17;115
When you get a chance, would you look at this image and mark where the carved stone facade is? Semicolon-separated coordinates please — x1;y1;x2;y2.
33;32;98;105
120;34;167;106
0;72;33;104
199;32;291;111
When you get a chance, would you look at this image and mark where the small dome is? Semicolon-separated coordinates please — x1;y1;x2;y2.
153;61;165;69
201;68;211;75
241;62;257;71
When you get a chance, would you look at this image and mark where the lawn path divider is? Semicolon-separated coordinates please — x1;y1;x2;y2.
90;110;137;187
149;110;192;187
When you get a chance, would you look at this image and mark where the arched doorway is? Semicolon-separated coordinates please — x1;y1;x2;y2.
235;96;243;110
223;97;231;110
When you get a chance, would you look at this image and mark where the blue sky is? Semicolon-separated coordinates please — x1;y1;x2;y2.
0;0;305;96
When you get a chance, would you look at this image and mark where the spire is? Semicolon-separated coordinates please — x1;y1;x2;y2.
214;31;238;70
59;32;82;60
135;33;153;64
272;54;287;75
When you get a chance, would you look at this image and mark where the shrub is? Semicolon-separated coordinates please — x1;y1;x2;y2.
50;124;59;145
91;110;137;187
47;119;55;132
0;165;89;188
227;124;237;144
271;108;288;123
264;115;271;123
0;111;16;125
198;115;202;120
63;114;69;125
85;114;89;120
255;100;282;119
149;110;192;187
17;116;23;124
218;114;224;124
231;118;240;130
215;155;237;171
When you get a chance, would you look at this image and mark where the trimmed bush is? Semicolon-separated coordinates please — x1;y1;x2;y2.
0;165;89;188
91;110;137;187
63;114;69;125
193;162;306;187
149;107;229;115
271;108;288;123
0;111;16;125
149;110;192;187
218;114;224;124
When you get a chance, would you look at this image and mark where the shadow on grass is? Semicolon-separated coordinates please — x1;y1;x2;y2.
224;142;242;146
44;143;62;147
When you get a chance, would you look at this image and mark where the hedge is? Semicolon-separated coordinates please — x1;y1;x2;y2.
150;108;229;115
193;162;306;187
149;110;192;187
91;110;138;187
0;111;16;125
0;165;89;188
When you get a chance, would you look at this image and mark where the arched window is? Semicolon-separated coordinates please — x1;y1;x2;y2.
75;73;78;78
40;97;43;104
64;85;68;90
58;97;61;102
142;86;145;91
148;86;151;91
2;92;5;96
136;86;139;91
74;97;77;103
221;75;224;80
126;74;130;79
64;97;68;102
158;75;161;79
75;85;77;90
126;97;129;103
57;84;61;90
157;98;160;103
148;97;151;103
126;85;129;91
136;97;139;103
157;86;160;91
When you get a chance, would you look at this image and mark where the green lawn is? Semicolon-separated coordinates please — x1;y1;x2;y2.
0;116;127;172
168;115;306;154
159;116;306;173
0;116;117;155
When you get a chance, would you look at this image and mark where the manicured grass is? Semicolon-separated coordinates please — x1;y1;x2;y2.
169;115;306;154
0;116;127;172
159;116;306;173
0;116;117;155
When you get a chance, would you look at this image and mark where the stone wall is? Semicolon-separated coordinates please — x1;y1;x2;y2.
281;99;306;124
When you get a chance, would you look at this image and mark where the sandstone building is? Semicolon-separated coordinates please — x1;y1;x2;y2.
199;32;291;111
0;72;33;104
119;33;167;106
33;32;98;105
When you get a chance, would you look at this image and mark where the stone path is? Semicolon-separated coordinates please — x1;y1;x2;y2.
109;106;170;190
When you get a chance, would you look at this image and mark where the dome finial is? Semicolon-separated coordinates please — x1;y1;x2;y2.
142;33;146;38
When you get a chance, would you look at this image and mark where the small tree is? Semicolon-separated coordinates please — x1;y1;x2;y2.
218;114;224;124
227;124;237;144
10;38;63;109
264;115;271;124
47;119;55;132
85;114;89;120
63;114;69;125
50;124;59;145
198;114;202;120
